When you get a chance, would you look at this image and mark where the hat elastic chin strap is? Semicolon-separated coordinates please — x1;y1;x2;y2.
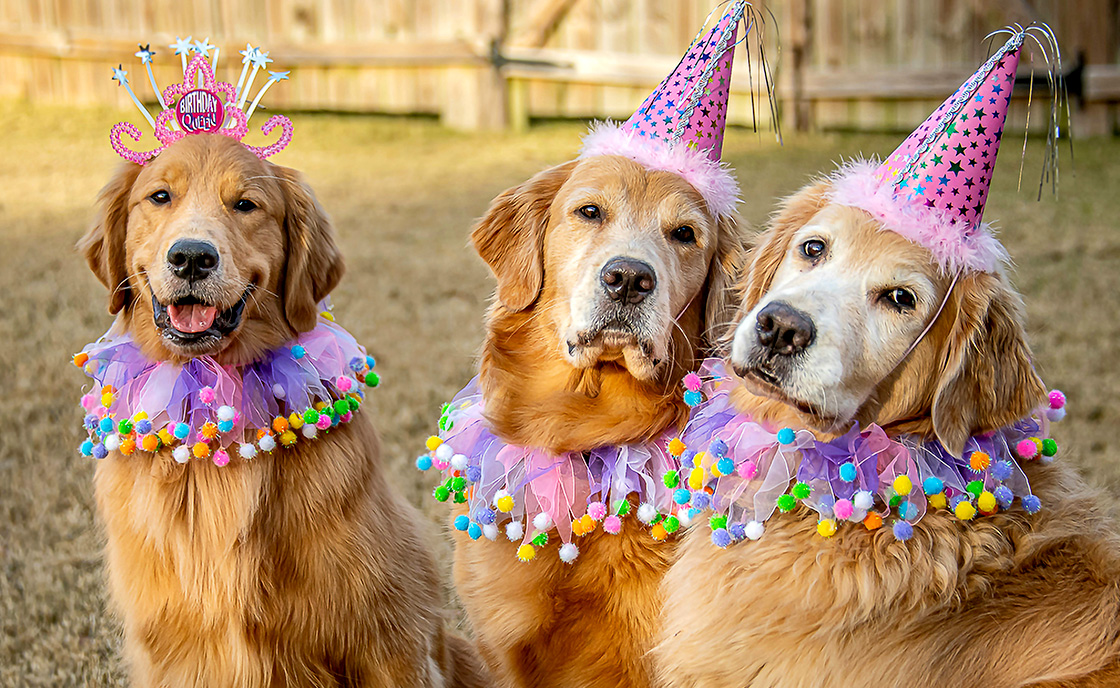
878;267;963;386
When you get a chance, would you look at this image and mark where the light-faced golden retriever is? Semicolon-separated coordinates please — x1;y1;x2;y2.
453;155;744;687
653;180;1120;688
80;134;489;687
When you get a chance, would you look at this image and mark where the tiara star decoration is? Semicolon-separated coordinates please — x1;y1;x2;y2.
110;37;294;166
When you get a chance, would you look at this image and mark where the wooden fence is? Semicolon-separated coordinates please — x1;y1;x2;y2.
1;0;1118;134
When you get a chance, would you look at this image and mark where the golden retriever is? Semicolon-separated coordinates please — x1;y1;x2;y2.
79;134;489;687
653;180;1120;688
451;154;744;687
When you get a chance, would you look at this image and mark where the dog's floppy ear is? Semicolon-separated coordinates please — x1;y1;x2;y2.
274;165;344;333
471;160;576;312
931;270;1046;456
742;179;831;311
702;212;747;350
79;163;141;314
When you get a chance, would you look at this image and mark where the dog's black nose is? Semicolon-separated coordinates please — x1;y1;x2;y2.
167;239;219;282
600;257;656;305
756;301;815;356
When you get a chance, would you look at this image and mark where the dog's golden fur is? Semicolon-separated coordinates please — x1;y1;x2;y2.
80;135;489;687
454;156;744;687
653;181;1120;688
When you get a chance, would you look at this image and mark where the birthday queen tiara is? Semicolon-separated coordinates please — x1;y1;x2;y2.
110;37;293;165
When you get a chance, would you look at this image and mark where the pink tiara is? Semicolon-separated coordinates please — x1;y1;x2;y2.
110;39;293;165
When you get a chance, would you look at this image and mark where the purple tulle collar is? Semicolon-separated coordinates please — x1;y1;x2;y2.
417;379;687;564
73;309;380;466
676;359;1067;545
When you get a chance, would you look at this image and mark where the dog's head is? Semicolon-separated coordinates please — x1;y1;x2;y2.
473;155;742;382
80;134;342;365
729;180;1046;455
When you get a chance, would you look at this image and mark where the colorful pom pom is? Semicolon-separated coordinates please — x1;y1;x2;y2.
663;516;680;534
1047;407;1066;422
103;434;121;452
683;372;702;392
1048;390;1066;410
853;490;874;510
834;499;854;520
1016;439;1039;460
258;434;277;452
893;521;914;541
683;390;703;407
450;453;468;471
119;438;136;455
637;503;657;524
603;515;622;534
745;521;765;540
198;387;216;405
928;492;947;510
172;445;189;463
279;430;297;447
201;422;219;440
954;500;977;520
73;352;89;367
688;466;705;491
425;435;443;451
516;544;535;562
690;491;710;509
922;477;944;495
994;485;1014;508
92;443;108;459
79;440;94;456
978;491;998;514
239;443;257;460
777;494;797;512
650;523;669;541
708;438;728;457
966;480;984;498
991;460;1013;481
416;455;432;471
776;428;795;445
1041;438;1058;458
817;519;837;538
291;345;305;359
715;457;735;477
467;523;482;540
668;437;686;456
1022;494;1042;514
739;460;758;480
434;485;451;503
969;451;991;472
892;475;913;496
192;441;210;459
559;542;579;563
863;512;884;530
495;494;515;513
791;482;811;499
173;423;190;440
839;462;857;483
663;470;680;488
213;449;230;467
98;416;114;433
453;514;470;531
587;501;607;520
505;521;523;541
135;419;152;435
141;434;158;452
483;523;498;541
532;512;552;531
712;528;732;547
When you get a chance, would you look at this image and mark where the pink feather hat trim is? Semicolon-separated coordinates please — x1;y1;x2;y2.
827;159;1008;273
579;121;740;219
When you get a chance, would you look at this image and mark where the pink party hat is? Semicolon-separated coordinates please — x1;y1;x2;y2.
110;39;293;165
579;1;775;218
829;26;1064;273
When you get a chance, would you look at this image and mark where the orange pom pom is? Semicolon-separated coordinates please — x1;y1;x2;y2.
572;518;586;537
668;438;687;456
272;417;289;434
141;434;159;452
192;442;210;459
200;422;219;439
863;513;883;531
256;428;271;440
969;451;991;472
119;438;136;456
579;514;596;534
72;353;88;367
650;522;668;541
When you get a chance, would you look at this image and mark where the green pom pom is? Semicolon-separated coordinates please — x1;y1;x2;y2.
364;372;381;387
433;486;450;502
439;416;452;432
889;495;901;507
966;480;984;498
663;470;680;488
440;402;452;415
663;516;680;533
531;532;548;547
333;399;349;415
303;408;320;425
614;499;631;516
777;494;797;512
1041;438;1058;457
117;419;133;435
791;482;811;499
453;491;467;503
450;476;466;491
709;515;727;531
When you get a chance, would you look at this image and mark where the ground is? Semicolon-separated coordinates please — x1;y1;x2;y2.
1;102;1117;686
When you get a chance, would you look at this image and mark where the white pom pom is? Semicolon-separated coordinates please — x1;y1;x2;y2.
103;433;121;452
272;383;286;399
677;510;693;528
258;435;277;452
853;490;874;511
850;509;867;523
559;542;579;563
435;443;454;462
505;521;524;541
482;523;498;541
238;443;257;459
216;405;236;422
636;502;657;524
172;446;190;464
745;521;765;541
451;453;468;471
301;424;318;439
532;512;552;531
1047;407;1066;423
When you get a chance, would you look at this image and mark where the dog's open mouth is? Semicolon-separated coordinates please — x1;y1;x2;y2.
152;286;252;348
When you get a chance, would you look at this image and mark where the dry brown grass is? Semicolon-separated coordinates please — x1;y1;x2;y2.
1;101;1117;686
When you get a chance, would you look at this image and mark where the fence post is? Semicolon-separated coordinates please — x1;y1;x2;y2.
440;0;510;131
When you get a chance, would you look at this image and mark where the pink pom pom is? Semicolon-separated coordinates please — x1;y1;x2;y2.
683;372;702;392
315;415;332;430
81;393;97;411
603;515;622;534
212;449;229;467
336;376;353;393
834;499;854;520
433;458;450;470
199;387;216;405
1048;390;1066;410
1016;439;1038;460
340;411;353;423
587;501;607;520
738;460;758;481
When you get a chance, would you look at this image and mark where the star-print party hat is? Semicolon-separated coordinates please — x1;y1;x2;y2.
828;25;1067;274
110;37;293;165
579;0;778;219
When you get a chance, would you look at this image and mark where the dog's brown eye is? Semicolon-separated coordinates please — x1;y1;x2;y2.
671;226;696;244
578;205;601;220
149;190;171;205
882;288;917;311
800;239;826;259
233;199;257;212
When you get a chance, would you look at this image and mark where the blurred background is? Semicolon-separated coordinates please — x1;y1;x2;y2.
1;1;1119;685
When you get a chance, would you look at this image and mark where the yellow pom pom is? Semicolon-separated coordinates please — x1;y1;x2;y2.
279;430;297;447
978;491;998;514
288;412;304;429
893;475;913;495
954;501;977;521
157;429;174;445
693;451;707;468
650;523;668;541
516;544;535;562
101;391;115;408
688;466;705;491
133;411;148;421
711;461;723;478
1031;437;1044;453
969;451;991;472
928;492;947;510
320;311;335;322
192;442;210;459
314;401;328;411
425;435;443;451
817;518;838;538
668;438;686;456
141;434;159;452
496;495;515;513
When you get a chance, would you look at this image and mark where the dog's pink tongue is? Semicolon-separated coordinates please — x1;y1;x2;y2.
168;304;218;333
